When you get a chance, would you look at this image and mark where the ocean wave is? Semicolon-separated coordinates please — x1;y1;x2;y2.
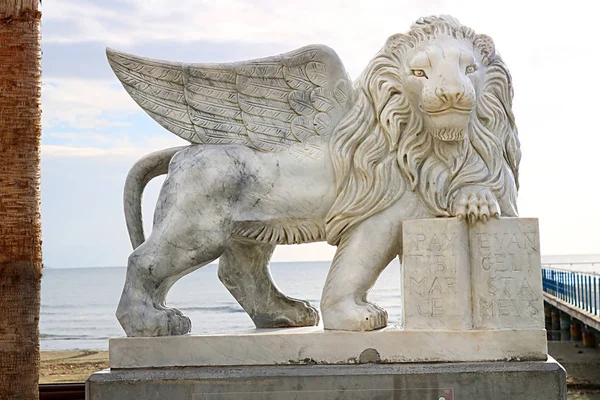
41;304;111;310
40;333;111;340
178;305;245;313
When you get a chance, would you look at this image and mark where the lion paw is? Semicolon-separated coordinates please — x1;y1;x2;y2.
452;187;500;225
161;307;192;336
284;299;320;327
117;302;191;337
252;298;320;328
322;299;388;331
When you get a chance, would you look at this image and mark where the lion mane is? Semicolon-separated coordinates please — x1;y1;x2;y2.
325;15;521;246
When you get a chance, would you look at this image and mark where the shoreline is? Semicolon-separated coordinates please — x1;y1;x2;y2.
40;350;108;384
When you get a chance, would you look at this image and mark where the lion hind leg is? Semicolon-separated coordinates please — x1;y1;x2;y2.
218;240;319;328
117;215;229;337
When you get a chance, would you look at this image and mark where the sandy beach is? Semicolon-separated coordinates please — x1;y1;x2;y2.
40;350;109;384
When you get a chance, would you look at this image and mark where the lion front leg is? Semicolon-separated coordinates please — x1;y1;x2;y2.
451;186;501;225
321;209;402;331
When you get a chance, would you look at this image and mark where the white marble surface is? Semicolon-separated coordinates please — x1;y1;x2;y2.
470;218;544;329
402;218;471;330
108;15;522;336
402;217;545;332
109;326;547;368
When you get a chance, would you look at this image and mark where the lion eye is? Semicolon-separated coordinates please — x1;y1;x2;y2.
465;65;477;74
412;69;427;78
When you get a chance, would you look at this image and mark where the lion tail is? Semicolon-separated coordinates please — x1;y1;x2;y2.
124;146;186;249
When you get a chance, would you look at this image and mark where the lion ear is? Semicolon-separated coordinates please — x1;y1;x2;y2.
474;34;496;66
385;33;410;51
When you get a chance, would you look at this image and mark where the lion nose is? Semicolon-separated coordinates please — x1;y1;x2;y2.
435;86;465;104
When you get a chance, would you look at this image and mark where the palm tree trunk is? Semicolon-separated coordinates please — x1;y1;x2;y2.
0;1;42;399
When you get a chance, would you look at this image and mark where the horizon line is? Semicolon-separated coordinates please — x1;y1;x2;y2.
42;253;600;269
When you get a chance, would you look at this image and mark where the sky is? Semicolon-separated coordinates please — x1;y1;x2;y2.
40;0;600;268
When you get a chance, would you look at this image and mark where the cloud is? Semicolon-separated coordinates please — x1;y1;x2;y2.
38;0;600;268
41;0;598;80
40;0;505;47
42;136;187;158
42;77;140;130
46;132;112;143
42;145;142;158
41;75;187;157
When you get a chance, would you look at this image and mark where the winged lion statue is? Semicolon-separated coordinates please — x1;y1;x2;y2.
108;15;520;337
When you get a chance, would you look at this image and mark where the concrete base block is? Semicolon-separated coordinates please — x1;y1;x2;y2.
86;357;566;400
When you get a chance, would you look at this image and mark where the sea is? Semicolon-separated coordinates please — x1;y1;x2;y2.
40;260;403;351
40;255;600;351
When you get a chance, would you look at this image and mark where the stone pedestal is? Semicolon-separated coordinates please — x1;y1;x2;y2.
87;357;566;400
89;217;562;399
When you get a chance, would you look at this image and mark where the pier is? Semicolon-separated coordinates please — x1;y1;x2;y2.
540;263;600;398
542;262;600;344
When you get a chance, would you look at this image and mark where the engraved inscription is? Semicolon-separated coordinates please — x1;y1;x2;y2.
470;218;544;330
478;298;540;317
403;219;471;330
480;253;536;273
417;298;445;317
476;232;537;250
414;233;458;251
405;251;460;318
409;274;458;296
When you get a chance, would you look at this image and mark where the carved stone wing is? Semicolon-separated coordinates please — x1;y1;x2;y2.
106;46;355;158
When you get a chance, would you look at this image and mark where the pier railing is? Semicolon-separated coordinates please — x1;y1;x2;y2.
542;263;600;317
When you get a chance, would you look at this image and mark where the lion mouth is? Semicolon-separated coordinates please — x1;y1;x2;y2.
429;127;466;141
425;107;473;115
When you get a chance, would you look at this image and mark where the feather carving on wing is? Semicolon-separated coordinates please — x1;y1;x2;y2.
106;46;355;158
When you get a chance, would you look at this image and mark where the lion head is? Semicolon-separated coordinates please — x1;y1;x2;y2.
325;15;521;246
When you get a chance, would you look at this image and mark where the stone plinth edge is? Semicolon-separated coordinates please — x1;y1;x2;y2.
109;326;547;369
